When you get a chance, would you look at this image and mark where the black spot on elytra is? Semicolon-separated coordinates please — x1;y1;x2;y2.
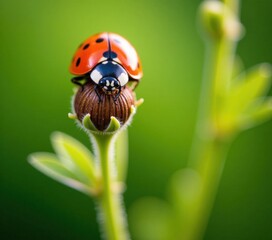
103;51;117;59
76;57;81;67
96;38;104;43
83;43;90;50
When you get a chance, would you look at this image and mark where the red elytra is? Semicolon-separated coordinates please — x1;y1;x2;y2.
69;32;143;80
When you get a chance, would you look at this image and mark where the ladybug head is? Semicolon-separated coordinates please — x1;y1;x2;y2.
98;76;120;94
90;60;129;94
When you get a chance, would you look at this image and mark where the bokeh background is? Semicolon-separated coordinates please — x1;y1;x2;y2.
1;0;272;239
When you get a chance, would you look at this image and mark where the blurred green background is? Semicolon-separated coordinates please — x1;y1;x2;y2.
1;0;272;239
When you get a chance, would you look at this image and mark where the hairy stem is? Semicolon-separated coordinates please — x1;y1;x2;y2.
92;134;129;240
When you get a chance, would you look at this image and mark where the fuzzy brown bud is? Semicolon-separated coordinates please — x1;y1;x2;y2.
73;83;135;131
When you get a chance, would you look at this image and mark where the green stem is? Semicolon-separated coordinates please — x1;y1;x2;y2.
182;138;230;240
223;0;239;14
180;1;240;239
92;134;129;240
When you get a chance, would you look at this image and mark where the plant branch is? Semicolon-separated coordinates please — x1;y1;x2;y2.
181;0;241;239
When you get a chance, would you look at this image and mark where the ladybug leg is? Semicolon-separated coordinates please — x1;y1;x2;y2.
113;86;122;102
71;76;86;91
129;79;139;90
94;85;102;102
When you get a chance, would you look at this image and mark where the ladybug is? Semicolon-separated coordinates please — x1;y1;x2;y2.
70;32;143;100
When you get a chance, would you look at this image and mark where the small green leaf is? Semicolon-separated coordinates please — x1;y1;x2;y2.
51;132;96;186
28;153;92;196
228;63;271;111
239;97;272;129
135;98;144;107
252;97;272;121
83;114;98;132
129;197;175;240
105;116;121;133
219;63;272;133
115;129;128;182
68;112;77;120
130;105;136;115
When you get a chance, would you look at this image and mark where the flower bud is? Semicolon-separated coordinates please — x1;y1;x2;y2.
199;0;243;41
73;83;135;131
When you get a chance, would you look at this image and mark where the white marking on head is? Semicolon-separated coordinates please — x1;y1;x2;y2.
118;72;129;86
90;69;102;84
114;58;121;64
112;61;117;65
111;81;114;87
98;57;107;62
104;86;108;89
102;61;108;64
106;80;110;86
112;87;115;90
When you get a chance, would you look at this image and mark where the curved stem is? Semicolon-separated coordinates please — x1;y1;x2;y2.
92;134;129;240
